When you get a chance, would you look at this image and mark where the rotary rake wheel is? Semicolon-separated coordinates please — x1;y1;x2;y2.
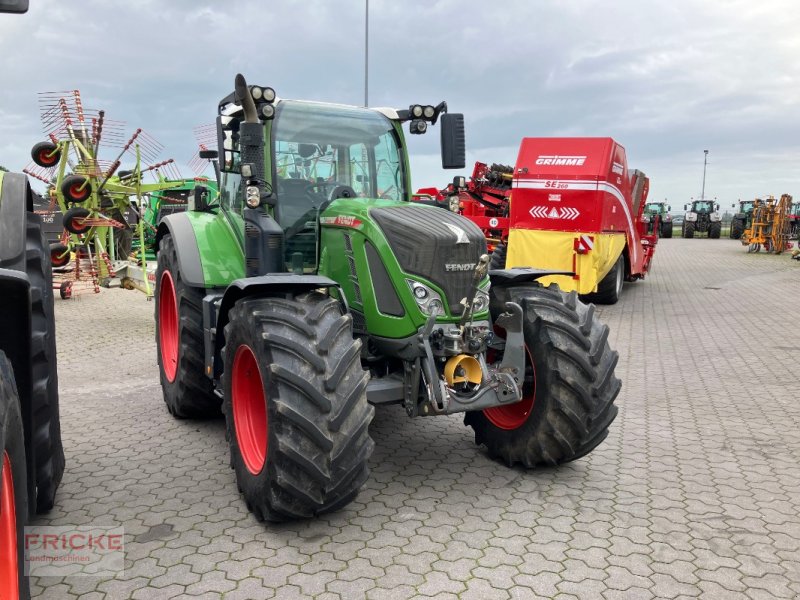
24;89;188;298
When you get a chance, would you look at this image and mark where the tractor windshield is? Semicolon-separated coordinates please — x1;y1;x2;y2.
645;203;662;213
272;100;405;225
693;201;713;212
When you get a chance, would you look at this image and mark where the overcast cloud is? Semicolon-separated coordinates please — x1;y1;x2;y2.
1;0;798;208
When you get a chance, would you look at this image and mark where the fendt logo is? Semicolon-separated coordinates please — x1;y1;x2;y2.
445;263;475;272
535;155;587;166
530;206;580;220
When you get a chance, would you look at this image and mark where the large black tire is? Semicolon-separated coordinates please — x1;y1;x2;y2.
0;351;31;600
709;222;721;239
660;221;673;238
730;218;744;239
155;235;219;418
582;254;623;305
489;243;507;270
465;283;620;467
222;292;374;521
26;215;64;513
683;222;695;238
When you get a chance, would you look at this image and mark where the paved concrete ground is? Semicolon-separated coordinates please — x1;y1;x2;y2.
33;238;800;599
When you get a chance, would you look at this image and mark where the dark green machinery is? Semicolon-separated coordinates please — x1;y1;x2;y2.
154;74;620;521
730;199;756;239
643;201;673;238
682;199;721;238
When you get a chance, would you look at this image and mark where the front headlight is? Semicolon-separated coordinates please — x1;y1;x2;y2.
472;289;489;313
448;195;460;213
407;279;445;316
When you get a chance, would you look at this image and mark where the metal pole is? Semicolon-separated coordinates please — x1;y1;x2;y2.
701;149;708;200
364;0;369;107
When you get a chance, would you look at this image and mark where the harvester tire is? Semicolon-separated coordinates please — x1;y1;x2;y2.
660;221;673;238
63;207;91;235
155;234;220;418
60;175;92;204
0;352;30;600
26;215;64;513
730;219;744;239
709;222;721;239
583;254;623;305
683;222;695;238
489;243;507;270
465;282;620;467
221;292;374;522
31;141;60;169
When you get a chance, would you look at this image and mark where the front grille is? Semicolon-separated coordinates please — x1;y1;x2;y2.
370;205;487;315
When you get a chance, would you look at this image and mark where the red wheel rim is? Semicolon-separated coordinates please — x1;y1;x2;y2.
158;270;179;382
69;218;88;234
0;451;19;599
232;345;267;475
39;149;56;166
484;345;536;430
51;248;69;267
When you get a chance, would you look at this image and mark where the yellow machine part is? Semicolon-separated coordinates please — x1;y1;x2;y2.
506;229;627;294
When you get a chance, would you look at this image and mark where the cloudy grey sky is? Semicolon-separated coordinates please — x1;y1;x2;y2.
1;0;798;209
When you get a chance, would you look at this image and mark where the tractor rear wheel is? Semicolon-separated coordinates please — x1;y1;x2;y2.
489;243;507;270
660;221;673;238
730;219;744;239
683;222;695;238
465;283;620;467
709;222;721;239
583;254;623;305
155;235;219;418
222;292;374;522
0;352;30;600
26;215;64;513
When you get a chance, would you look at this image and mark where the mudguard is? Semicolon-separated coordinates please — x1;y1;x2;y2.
489;267;574;287
0;172;33;271
212;274;342;378
156;213;205;287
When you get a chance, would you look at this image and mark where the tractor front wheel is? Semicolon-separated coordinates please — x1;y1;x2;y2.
222;292;374;521
683;222;695;238
730;219;744;239
489;243;507;270
155;235;219;418
660;221;673;238
0;352;30;600
709;222;721;239
465;282;620;467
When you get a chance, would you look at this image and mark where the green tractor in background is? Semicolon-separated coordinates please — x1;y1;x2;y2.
643;201;673;238
682;199;722;238
730;199;756;240
154;74;620;521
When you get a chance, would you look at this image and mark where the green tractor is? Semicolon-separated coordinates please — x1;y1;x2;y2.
154;74;620;522
682;199;721;238
730;199;756;239
643;201;673;238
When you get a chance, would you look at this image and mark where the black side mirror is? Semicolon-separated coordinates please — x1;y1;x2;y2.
190;185;209;212
453;175;466;190
440;113;465;169
199;149;218;160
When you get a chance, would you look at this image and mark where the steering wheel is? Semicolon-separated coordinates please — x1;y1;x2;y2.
309;182;358;203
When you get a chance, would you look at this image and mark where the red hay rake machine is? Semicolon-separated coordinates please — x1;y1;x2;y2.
25;90;186;298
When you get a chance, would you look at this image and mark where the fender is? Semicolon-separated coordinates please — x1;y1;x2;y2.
489;267;574;287
0;172;34;271
0;267;36;513
211;274;344;379
156;213;206;287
